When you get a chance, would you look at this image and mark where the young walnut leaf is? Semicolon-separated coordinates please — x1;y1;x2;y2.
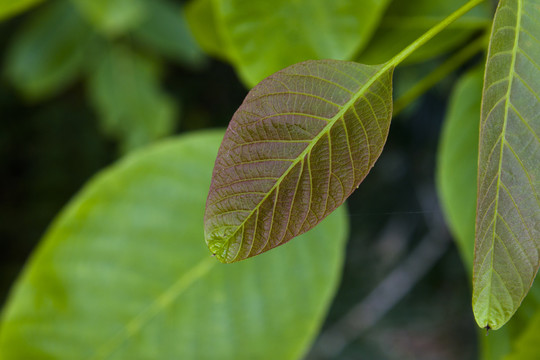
205;60;393;263
473;0;540;330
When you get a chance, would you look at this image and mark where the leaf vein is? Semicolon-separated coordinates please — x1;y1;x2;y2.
246;91;342;108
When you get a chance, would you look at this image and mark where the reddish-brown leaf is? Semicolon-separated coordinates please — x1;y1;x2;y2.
205;59;394;263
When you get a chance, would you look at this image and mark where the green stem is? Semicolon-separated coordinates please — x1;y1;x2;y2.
393;34;488;116
384;0;486;70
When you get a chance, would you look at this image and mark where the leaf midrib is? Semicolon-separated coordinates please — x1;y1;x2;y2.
480;0;523;328
219;61;393;260
90;257;216;360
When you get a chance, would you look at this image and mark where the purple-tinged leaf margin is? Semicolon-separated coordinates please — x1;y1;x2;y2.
204;59;394;263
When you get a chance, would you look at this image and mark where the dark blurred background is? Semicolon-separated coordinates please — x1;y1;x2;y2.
0;0;482;359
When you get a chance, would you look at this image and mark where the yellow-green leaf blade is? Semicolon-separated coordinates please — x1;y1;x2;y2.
359;0;491;65
0;0;45;21
437;66;484;271
212;0;391;87
473;0;540;330
503;285;540;359
205;60;394;263
0;130;348;359
435;66;540;359
186;0;230;61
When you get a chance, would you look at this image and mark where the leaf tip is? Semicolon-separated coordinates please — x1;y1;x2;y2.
205;228;234;264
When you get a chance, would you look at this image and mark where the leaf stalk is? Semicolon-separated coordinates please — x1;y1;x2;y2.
384;0;486;70
393;34;488;115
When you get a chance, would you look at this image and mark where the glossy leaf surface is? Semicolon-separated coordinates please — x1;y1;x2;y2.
358;0;490;65
0;130;348;359
4;0;93;100
131;0;205;67
0;0;45;21
437;66;483;269
212;0;391;87
205;59;393;263
473;0;540;330
87;46;177;153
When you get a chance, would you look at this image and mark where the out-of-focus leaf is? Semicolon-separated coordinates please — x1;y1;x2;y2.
436;66;540;360
87;46;177;153
131;0;205;68
213;0;392;87
483;284;540;360
358;0;490;65
0;130;348;360
205;60;393;263
70;0;145;36
0;0;45;21
185;0;230;61
473;0;540;331
504;314;540;359
504;285;540;360
437;66;483;270
4;0;93;100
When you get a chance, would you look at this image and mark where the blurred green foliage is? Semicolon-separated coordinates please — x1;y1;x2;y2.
0;130;348;359
437;66;540;360
0;0;45;21
3;0;203;152
358;0;491;64
86;45;177;153
0;0;538;359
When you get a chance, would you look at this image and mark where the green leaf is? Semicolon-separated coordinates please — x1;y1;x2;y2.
473;0;540;330
87;46;177;153
131;0;205;67
185;0;230;61
504;285;540;360
4;0;93;100
212;0;392;87
436;67;540;360
0;0;45;21
358;0;491;65
205;59;393;263
505;313;540;359
0;130;348;359
70;0;145;36
437;66;484;270
482;284;540;360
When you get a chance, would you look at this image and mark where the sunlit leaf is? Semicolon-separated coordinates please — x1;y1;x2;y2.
0;0;45;21
87;46;177;153
212;0;391;87
131;0;205;67
205;59;393;263
185;0;230;61
0;130;348;360
473;0;540;330
359;0;490;65
4;0;93;100
70;0;145;36
437;66;483;270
